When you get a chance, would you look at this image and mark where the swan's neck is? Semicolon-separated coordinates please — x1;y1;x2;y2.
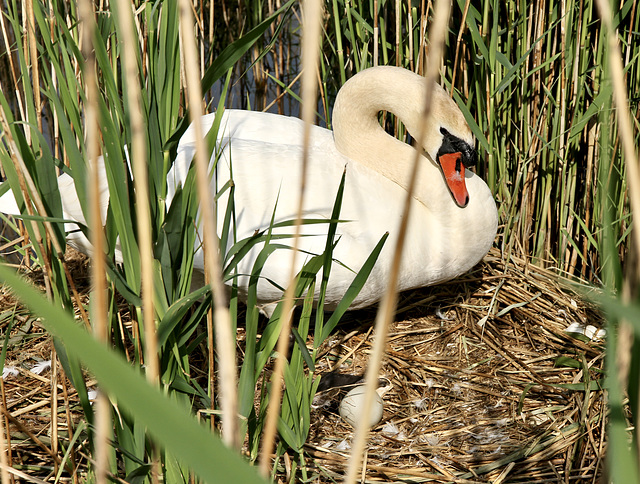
331;67;454;211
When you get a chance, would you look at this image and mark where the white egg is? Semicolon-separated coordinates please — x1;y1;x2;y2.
339;385;384;428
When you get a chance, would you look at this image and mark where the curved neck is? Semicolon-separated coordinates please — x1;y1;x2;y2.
331;66;453;210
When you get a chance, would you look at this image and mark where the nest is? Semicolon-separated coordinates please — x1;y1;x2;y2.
303;248;606;483
0;247;606;483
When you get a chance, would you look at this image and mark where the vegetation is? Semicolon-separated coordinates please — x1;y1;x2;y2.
0;0;638;482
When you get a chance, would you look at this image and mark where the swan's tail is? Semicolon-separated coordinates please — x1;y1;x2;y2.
0;177;101;258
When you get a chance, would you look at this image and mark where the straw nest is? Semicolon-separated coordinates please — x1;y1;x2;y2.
303;247;606;483
0;247;606;483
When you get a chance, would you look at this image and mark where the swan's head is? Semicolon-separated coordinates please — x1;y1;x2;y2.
422;85;478;208
433;127;477;208
331;66;480;209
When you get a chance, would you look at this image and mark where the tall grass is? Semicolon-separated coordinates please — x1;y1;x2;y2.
0;0;638;482
0;0;303;481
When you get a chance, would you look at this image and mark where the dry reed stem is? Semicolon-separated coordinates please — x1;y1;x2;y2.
177;0;239;450
451;0;471;94
76;0;110;482
258;0;324;476
0;382;9;484
594;0;640;275
24;0;42;136
343;1;451;483
373;0;378;66
394;0;400;67
114;1;161;481
0;465;48;484
595;0;640;471
114;0;159;387
49;348;57;475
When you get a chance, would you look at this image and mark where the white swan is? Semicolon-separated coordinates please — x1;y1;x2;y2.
0;66;498;312
169;66;497;310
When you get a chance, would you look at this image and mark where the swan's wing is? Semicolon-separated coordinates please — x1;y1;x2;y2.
192;110;331;147
171;110;397;253
207;137;405;308
167;109;414;309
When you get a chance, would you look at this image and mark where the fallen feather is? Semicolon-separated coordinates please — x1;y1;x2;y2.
2;366;18;380
335;439;350;451
565;322;606;340
381;421;400;436
31;360;51;375
435;307;454;321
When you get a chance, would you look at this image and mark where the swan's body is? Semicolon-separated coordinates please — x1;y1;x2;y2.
0;66;498;311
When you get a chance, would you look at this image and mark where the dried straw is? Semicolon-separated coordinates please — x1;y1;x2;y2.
0;243;606;482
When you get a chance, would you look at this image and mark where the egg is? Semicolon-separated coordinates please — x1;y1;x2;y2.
339;384;384;428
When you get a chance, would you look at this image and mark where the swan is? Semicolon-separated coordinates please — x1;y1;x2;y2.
0;66;498;312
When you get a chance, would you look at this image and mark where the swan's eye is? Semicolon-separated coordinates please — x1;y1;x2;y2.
463;146;478;167
437;128;477;168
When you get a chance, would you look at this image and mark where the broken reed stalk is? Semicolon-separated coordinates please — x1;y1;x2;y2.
177;0;240;450
258;0;324;476
343;1;451;483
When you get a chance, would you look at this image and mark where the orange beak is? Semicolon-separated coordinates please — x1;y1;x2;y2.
439;152;469;208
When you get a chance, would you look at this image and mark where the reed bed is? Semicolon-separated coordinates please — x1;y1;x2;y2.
0;0;637;482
